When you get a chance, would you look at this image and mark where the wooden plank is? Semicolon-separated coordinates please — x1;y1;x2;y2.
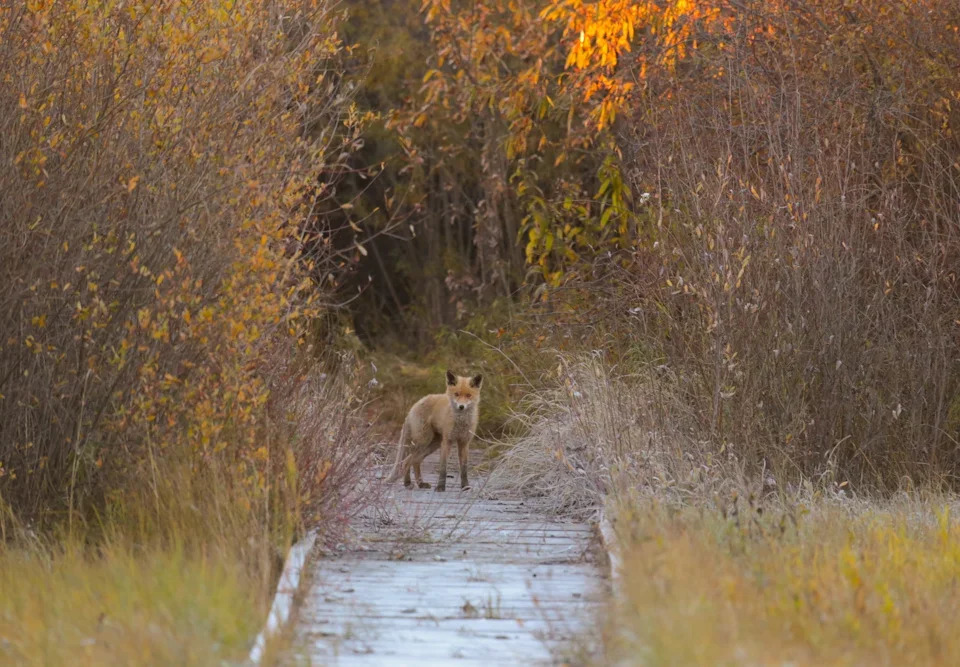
299;616;566;632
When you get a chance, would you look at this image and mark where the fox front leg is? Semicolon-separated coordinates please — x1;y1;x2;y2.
436;437;450;492
457;440;470;490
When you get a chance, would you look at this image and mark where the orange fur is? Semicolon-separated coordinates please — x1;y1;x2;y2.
389;370;482;491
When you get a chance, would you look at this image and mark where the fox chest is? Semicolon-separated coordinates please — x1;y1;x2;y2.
446;416;476;443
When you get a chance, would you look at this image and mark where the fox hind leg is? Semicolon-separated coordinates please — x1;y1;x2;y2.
391;421;414;486
400;448;427;488
402;453;413;487
413;461;430;488
412;438;440;489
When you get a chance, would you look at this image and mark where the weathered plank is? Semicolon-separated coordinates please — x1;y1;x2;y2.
289;457;605;664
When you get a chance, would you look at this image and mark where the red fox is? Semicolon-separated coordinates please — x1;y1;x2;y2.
389;370;482;492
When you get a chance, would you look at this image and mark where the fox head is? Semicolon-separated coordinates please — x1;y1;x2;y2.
445;370;482;414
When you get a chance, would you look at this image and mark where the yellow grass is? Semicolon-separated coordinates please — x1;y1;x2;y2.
0;458;292;665
0;541;266;666
604;499;960;666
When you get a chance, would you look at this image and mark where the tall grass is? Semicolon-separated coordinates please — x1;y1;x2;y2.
0;363;370;664
603;500;960;665
0;536;263;665
485;356;747;516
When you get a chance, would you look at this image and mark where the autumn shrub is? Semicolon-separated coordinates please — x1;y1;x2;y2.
613;0;960;489
0;0;366;531
0;359;368;664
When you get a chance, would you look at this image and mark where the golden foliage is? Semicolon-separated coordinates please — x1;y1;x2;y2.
409;0;960;289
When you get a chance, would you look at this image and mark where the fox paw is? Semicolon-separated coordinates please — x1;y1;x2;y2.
418;482;431;489
460;484;472;492
403;480;412;488
435;483;446;492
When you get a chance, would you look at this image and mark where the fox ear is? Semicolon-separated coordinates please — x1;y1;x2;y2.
445;370;456;386
470;374;483;388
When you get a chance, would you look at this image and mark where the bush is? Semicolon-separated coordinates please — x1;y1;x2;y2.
0;0;363;525
615;0;960;489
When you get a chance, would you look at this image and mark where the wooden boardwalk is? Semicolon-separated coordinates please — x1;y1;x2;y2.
290;458;606;665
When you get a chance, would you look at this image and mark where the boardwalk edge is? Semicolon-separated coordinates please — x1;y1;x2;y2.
248;529;318;664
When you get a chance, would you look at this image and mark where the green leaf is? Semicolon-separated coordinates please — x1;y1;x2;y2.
600;207;614;229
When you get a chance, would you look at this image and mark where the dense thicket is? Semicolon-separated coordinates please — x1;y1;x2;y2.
0;1;362;525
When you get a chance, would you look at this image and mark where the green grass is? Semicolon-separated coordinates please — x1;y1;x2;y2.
0;541;265;665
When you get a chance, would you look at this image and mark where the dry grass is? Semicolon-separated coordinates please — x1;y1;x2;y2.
603;498;960;666
0;541;262;666
485;356;742;517
284;362;375;532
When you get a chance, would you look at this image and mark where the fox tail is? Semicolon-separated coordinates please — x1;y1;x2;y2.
386;421;409;482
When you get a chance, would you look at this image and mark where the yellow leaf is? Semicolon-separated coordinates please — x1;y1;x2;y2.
127;175;140;193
